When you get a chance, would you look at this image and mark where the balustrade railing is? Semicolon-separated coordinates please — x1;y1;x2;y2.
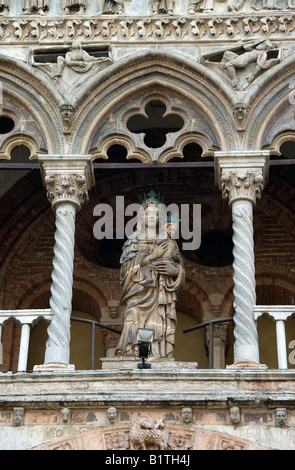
0;306;294;372
0;309;53;372
253;306;295;370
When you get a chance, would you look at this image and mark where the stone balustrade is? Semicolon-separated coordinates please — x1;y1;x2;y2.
1;306;295;372
253;306;295;370
0;309;53;372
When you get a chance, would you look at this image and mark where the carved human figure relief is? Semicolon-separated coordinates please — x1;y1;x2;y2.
52;41;107;80
23;0;49;15
63;0;86;15
13;407;24;427
188;0;213;14
203;40;281;89
103;0;132;14
230;406;241;425
227;0;244;11
152;0;175;15
249;0;292;9
275;408;287;427
182;407;193;424
107;406;118;425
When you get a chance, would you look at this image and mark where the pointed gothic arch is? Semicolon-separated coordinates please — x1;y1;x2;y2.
69;50;240;157
0;54;64;155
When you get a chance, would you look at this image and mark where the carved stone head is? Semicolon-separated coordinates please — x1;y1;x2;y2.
233;103;247;121
275;408;287;427
13;407;24;427
230;406;241;425
60;102;75;125
60;407;71;425
182;407;193;424
109;306;118;318
107;406;118;424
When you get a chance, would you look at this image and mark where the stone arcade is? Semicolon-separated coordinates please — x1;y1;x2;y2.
0;0;295;451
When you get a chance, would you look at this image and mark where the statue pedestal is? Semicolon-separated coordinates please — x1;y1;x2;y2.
100;356;198;370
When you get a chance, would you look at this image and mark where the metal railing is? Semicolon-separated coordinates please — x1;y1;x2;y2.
71;317;121;370
72;316;235;370
2;308;294;371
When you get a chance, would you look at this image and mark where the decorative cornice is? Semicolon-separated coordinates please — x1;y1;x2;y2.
0;13;294;44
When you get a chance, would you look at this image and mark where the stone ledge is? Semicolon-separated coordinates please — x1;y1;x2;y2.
2;368;295;380
0;369;294;409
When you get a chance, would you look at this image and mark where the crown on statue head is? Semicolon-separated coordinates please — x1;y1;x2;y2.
139;190;165;206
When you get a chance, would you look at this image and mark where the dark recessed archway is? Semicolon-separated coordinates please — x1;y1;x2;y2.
196;231;234;267
79;237;126;269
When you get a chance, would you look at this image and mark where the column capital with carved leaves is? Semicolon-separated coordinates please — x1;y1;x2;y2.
215;151;269;369
39;154;95;211
34;155;95;371
215;151;269;206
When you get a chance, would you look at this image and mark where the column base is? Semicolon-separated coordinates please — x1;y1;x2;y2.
33;361;75;372
226;360;268;370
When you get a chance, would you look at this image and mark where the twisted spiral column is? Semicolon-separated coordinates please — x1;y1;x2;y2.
45;203;76;365
215;152;269;367
34;155;94;371
232;200;259;363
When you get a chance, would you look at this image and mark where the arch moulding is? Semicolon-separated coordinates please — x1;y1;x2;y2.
70;51;239;157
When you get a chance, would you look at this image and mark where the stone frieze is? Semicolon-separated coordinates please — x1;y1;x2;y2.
0;13;294;44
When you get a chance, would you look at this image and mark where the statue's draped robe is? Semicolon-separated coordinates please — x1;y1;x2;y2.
116;236;185;358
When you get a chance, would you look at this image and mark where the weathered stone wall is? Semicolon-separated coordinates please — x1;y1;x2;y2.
0;370;294;450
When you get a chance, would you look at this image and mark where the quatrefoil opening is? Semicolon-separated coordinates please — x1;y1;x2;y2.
126;100;184;149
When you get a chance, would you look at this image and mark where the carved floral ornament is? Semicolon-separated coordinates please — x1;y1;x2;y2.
0;14;295;43
39;155;95;210
44;174;89;209
220;169;264;204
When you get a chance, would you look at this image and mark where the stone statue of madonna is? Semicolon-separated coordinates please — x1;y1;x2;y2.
116;192;185;360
